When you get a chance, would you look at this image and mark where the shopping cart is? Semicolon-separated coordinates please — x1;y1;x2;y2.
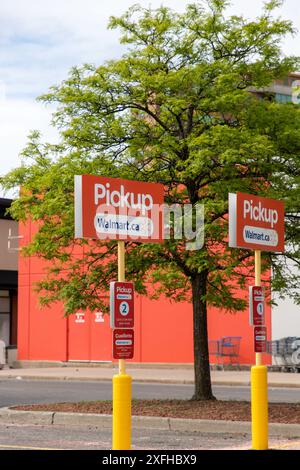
267;337;300;372
209;336;242;369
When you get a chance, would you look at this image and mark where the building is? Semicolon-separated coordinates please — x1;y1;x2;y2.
16;209;272;366
0;199;18;363
252;72;300;103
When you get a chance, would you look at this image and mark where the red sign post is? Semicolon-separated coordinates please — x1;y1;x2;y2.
254;326;267;353
249;286;265;326
110;281;134;329
113;329;134;359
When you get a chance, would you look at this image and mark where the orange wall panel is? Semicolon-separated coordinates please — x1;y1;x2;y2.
90;311;112;362
67;311;91;361
140;296;193;363
26;274;67;361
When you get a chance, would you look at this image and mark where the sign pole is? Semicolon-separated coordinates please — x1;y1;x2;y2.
255;250;262;367
112;240;132;450
74;175;164;451
118;241;126;376
228;192;284;452
251;249;268;450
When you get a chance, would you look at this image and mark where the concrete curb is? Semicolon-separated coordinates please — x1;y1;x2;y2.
0;408;54;425
0;374;195;384
1;407;300;438
1;374;300;388
12;361;196;370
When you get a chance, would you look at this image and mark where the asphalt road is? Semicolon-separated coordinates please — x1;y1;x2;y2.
0;379;299;407
1;423;300;451
0;422;251;450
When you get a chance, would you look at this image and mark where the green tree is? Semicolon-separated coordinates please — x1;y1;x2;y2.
2;0;300;400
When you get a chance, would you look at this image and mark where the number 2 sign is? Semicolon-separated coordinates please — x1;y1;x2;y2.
110;282;134;329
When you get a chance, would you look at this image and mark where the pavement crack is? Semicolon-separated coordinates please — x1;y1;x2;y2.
51;412;55;425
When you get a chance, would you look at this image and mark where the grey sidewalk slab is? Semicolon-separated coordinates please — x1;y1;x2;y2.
0;407;54;425
1;366;300;387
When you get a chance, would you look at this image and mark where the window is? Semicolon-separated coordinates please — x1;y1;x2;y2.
275;93;292;103
0;290;10;345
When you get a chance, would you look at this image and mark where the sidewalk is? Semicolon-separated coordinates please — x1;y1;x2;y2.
1;364;300;387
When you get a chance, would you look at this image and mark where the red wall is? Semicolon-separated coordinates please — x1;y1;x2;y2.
17;221;271;364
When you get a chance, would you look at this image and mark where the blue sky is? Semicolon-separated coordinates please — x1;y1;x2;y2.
1;0;300;197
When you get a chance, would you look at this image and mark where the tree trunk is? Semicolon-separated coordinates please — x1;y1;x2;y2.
191;271;215;400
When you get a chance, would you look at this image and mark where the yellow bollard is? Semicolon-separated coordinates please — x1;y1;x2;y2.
112;374;132;450
251;365;268;450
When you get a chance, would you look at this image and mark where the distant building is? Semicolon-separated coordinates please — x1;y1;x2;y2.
0;199;18;359
251;71;300;104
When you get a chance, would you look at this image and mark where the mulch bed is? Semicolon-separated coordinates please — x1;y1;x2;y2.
12;400;300;424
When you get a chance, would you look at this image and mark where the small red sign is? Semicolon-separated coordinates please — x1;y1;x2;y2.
113;329;134;359
254;326;267;353
249;286;265;326
110;282;134;329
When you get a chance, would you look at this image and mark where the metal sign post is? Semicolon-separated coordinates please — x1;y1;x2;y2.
118;241;126;375
255;251;262;366
74;175;164;450
112;240;132;450
229;193;285;451
251;250;268;450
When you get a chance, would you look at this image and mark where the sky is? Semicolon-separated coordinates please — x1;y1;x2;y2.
1;0;300;198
